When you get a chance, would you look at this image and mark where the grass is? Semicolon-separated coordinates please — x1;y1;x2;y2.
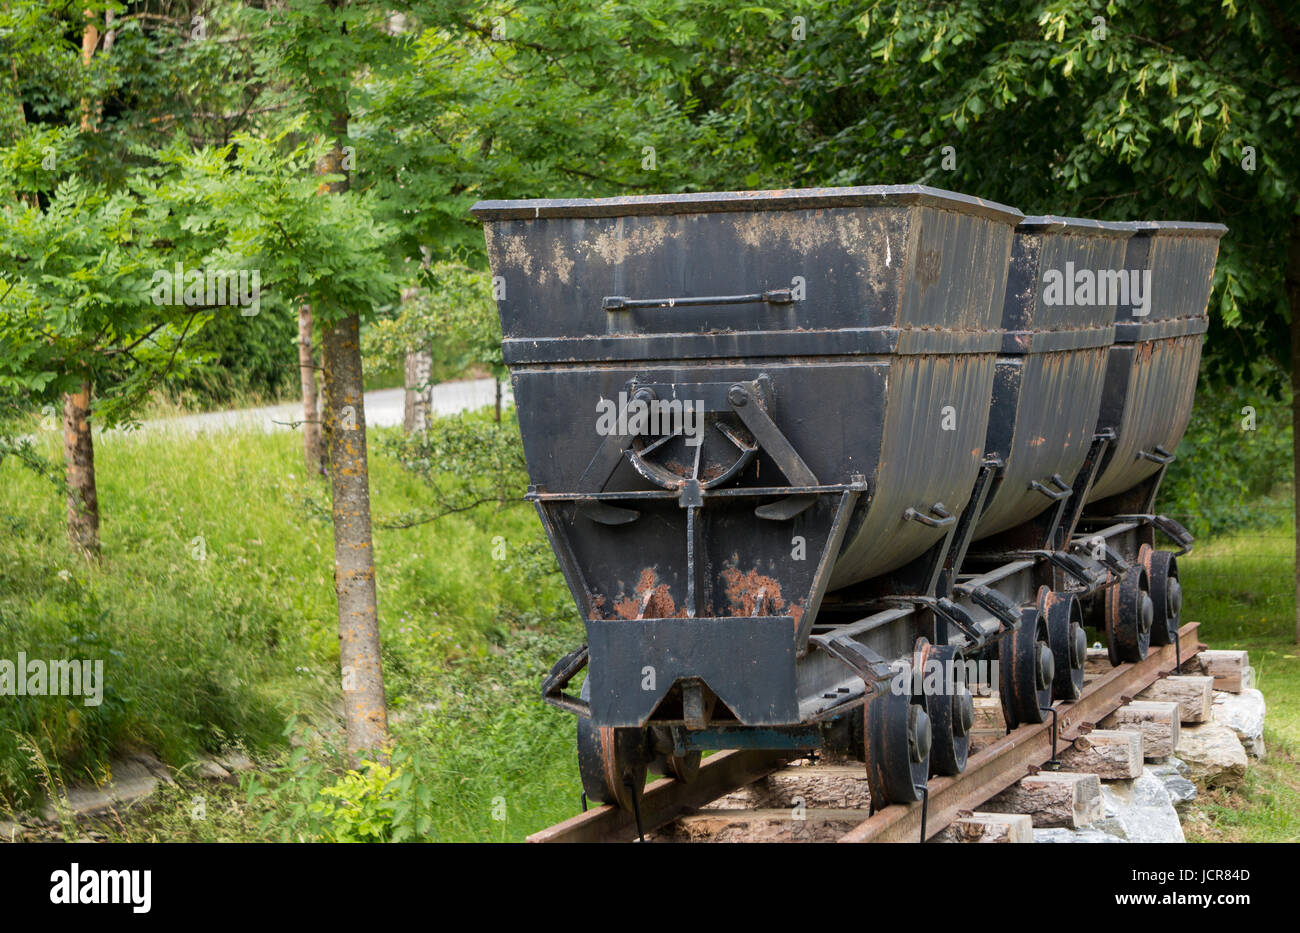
0;409;581;839
1;407;1296;842
1175;524;1300;842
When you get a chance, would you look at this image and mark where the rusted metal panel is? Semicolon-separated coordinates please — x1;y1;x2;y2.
975;217;1132;539
1087;221;1226;503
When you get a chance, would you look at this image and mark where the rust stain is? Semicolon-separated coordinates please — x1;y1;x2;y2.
718;565;803;622
611;567;676;619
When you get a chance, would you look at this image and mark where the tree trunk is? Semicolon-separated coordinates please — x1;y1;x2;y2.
298;301;324;474
402;347;432;433
316;98;389;761
322;314;389;761
64;14;100;557
77;10;99;131
400;285;431;433
494;376;502;423
1288;214;1300;644
62;379;99;557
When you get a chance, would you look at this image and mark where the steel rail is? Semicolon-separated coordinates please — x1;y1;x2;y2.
526;749;792;843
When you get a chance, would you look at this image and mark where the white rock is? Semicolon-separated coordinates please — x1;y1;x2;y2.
1095;769;1186;843
1034;826;1126;844
1212;688;1266;758
1176;721;1249;787
218;751;254;773
1148;757;1197;808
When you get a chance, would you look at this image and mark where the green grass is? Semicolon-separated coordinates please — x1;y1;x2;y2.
1176;525;1300;842
2;410;1297;841
0;410;579;837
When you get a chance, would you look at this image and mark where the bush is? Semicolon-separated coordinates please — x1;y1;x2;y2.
164;305;299;406
1161;373;1293;535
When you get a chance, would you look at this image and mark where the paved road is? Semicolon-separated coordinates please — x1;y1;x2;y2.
122;377;510;436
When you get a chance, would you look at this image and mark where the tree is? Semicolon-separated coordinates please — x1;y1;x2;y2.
1;0;288;552
364;261;503;424
679;1;1300;639
0;144;213;555
166;115;399;760
233;0;409;762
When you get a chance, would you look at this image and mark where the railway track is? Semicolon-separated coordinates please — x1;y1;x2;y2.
528;621;1200;843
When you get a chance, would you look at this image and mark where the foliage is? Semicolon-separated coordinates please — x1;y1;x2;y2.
1163;372;1294;534
155;124;399;328
363;261;501;384
379;406;525;513
244;626;582;842
0;154;210;426
0;413;564;810
686;1;1300;387
166;305;300;405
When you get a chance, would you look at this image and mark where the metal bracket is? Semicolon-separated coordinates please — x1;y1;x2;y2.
934;597;989;648
1137;444;1176;466
953;583;1022;633
903;502;955;528
1111;513;1195;556
810;633;897;698
541;644;591;717
885;594;988;649
1029;474;1072;502
1045;550;1107;588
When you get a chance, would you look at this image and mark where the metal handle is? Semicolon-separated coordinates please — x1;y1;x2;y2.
902;502;955;528
1138;445;1176;465
603;288;795;312
1029;473;1072;501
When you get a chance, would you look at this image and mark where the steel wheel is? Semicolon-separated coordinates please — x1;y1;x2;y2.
1142;547;1181;646
1106;565;1153;664
576;678;649;811
1000;596;1053;729
865;688;931;807
647;726;702;784
917;639;973;777
1044;589;1086;701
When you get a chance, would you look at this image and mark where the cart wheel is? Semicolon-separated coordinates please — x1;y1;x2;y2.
1000;594;1054;729
647;727;702;784
917;639;972;777
865;688;931;806
1044;589;1086;701
576;678;649;811
1142;547;1181;646
1106;565;1153;664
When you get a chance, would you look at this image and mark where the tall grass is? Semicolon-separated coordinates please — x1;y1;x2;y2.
1177;522;1300;842
0;409;573;814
